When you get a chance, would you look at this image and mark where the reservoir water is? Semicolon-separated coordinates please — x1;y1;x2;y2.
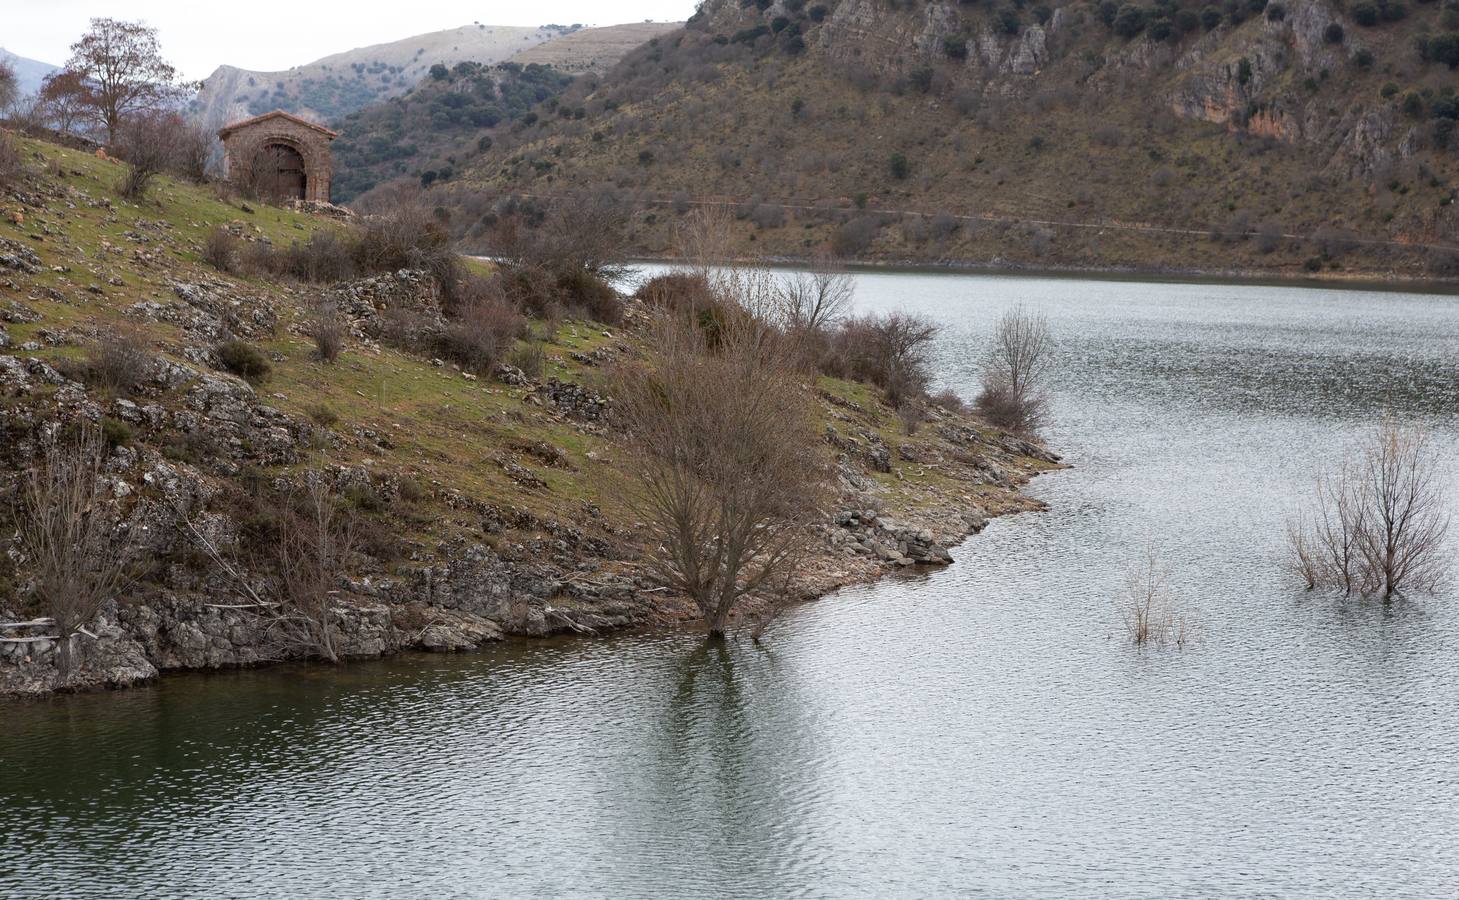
3;273;1458;897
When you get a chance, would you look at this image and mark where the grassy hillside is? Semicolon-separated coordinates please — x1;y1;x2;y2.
440;0;1459;280
0;131;1052;692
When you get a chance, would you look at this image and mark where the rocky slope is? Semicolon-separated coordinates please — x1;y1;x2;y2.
0;133;1057;697
445;0;1459;280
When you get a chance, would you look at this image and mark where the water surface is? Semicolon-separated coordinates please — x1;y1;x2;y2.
4;273;1458;897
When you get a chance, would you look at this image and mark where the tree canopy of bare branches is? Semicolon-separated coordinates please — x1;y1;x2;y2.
775;255;854;333
1289;422;1451;598
17;427;134;676
977;304;1054;434
62;18;191;145
613;312;829;639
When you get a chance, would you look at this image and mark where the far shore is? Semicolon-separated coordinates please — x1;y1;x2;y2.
605;254;1459;297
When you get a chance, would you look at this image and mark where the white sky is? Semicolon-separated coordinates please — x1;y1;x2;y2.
3;0;699;80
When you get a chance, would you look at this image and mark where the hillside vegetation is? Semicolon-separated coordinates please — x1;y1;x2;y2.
440;0;1459;279
331;62;575;203
0;131;1051;694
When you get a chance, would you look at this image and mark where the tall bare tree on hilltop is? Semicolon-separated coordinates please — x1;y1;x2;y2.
62;18;190;145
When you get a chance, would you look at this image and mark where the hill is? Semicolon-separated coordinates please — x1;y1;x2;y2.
0;131;1050;694
508;22;684;72
441;0;1459;281
330;62;577;204
0;48;59;98
191;25;568;134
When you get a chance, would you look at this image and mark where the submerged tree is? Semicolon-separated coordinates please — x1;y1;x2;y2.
977;304;1054;435
1289;422;1450;598
613;312;829;639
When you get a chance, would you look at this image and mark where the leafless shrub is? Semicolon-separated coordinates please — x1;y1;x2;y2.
673;203;735;276
612;312;829;639
282;231;357;283
306;302;346;363
830;215;881;257
1288;422;1450;598
929;389;967;414
202;227;238;272
1120;545;1192;648
508;341;546;380
775;255;854;332
114;113;173;199
82;328;156;395
0;131;23;189
17;427;135;675
276;478;356;662
825;312;940;406
976;304;1053;435
897;399;925;435
437;284;525;374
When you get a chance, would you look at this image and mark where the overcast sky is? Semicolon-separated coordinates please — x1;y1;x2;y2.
3;1;699;80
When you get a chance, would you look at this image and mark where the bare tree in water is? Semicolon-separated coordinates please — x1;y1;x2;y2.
276;478;356;661
1289;422;1450;598
977;304;1054;434
18;427;133;676
613;312;829;639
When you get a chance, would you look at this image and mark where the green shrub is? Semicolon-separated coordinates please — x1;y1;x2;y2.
943;35;969;59
1324;21;1345;42
1351;2;1378;25
1381;82;1400;98
101;417;133;448
216;340;271;382
889;152;911;180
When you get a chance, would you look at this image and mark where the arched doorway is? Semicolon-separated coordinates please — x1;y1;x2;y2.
253;143;307;201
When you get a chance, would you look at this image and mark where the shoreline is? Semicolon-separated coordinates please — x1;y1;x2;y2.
0;451;1059;701
622;254;1459;297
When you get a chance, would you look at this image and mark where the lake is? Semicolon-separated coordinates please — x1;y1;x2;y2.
3;272;1457;897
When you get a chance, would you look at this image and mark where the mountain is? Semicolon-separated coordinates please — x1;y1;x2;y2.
322;23;685;204
191;25;569;134
0;48;60;97
440;0;1459;280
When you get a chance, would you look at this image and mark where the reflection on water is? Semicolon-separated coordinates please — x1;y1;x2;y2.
3;274;1458;897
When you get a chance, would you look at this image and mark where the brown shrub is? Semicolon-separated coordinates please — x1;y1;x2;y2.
0;132;23;188
306;303;346;363
82;329;156;395
437;287;525;374
202;227;238;272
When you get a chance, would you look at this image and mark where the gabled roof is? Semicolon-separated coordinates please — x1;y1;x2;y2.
217;110;338;140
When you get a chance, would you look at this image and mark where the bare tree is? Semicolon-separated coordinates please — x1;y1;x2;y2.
673;203;735;278
36;70;92;136
61;18;191;145
1288;422;1450;598
1355;423;1450;598
276;478;356;662
977;304;1054;434
17;427;134;676
776;254;854;332
613;313;829;639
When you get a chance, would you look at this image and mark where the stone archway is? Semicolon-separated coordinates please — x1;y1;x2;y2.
254;142;308;201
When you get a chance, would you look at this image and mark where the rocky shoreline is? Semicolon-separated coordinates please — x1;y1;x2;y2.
0;341;1056;699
